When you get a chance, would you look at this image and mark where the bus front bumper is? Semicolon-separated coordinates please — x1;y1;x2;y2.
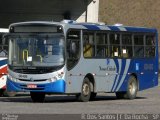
7;79;66;93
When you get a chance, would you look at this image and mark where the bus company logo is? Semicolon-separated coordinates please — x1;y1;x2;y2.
99;66;116;71
30;77;34;82
106;59;110;65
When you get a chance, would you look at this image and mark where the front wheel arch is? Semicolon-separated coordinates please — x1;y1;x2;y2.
85;73;96;92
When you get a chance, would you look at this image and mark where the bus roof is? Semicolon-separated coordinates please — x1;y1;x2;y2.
0;28;9;33
9;21;157;33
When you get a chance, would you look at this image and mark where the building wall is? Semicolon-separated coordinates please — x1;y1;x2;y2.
99;0;160;57
76;0;100;23
86;0;99;23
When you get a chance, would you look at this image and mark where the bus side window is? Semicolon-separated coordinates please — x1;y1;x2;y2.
110;46;120;57
96;33;106;58
134;35;144;58
0;34;8;57
109;33;121;57
122;34;132;58
145;35;155;57
83;32;94;58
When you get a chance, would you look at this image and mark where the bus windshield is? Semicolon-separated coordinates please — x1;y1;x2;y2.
8;33;65;67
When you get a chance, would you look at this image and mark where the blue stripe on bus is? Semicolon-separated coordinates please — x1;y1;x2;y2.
111;59;119;92
124;27;156;33
0;59;7;66
83;25;100;30
108;26;121;31
114;59;126;91
82;24;156;33
117;63;131;91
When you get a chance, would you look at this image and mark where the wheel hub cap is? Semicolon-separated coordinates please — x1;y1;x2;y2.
83;83;89;96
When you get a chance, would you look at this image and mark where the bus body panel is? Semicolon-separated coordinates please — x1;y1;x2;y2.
0;60;7;90
118;58;158;92
66;58;158;93
7;79;66;93
66;58;132;93
7;66;66;93
66;58;117;93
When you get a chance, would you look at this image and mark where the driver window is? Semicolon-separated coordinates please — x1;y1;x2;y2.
67;30;80;70
0;34;8;57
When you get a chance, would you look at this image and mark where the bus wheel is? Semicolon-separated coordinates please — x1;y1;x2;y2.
125;76;138;99
90;92;97;100
116;76;138;100
30;92;45;102
77;77;91;102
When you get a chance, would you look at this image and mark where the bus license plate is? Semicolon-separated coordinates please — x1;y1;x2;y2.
27;84;37;88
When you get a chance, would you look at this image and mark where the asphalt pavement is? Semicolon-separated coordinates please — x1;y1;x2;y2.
0;84;160;114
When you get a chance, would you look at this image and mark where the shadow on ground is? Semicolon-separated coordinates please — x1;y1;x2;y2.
0;94;147;103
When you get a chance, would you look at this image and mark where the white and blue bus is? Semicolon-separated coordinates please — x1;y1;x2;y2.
0;28;9;96
5;21;158;102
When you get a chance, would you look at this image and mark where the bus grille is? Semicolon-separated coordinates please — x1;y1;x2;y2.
9;65;64;74
14;69;53;74
19;79;47;82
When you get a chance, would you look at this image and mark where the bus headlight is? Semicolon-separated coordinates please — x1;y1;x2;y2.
8;74;18;82
47;72;64;83
58;74;63;79
47;76;58;83
58;72;64;79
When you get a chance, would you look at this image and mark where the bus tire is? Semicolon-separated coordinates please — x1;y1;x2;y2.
77;77;91;102
116;76;138;100
125;76;138;99
30;92;45;102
